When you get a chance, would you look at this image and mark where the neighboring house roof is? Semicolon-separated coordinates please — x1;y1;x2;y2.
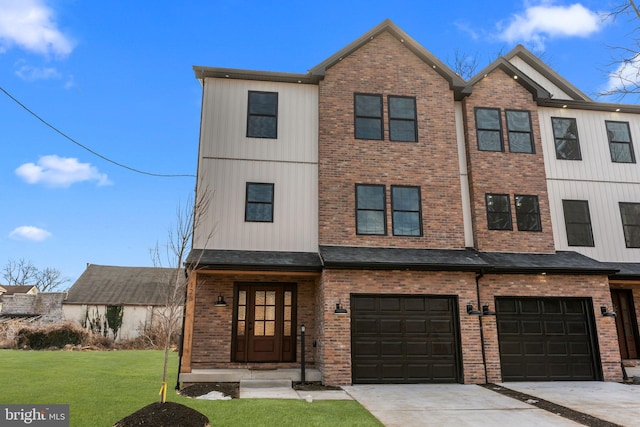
0;285;38;295
65;264;185;306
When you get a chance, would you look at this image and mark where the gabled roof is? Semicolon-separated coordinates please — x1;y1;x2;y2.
0;285;38;295
65;264;185;306
309;19;466;96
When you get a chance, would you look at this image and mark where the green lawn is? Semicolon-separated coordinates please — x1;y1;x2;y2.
0;350;382;427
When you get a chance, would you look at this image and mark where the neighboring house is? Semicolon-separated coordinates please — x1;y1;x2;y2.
64;264;184;341
0;285;66;323
0;285;39;296
179;20;640;386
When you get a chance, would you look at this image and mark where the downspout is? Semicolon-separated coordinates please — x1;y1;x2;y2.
475;270;489;383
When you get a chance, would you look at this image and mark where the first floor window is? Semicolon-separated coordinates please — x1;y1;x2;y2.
388;96;417;142
355;93;383;140
620;202;640;248
515;195;542;231
391;186;422;236
486;194;512;230
247;91;278;138
356;184;386;235
606;121;636;163
562;200;594;246
552;117;582;160
506;110;534;153
475;108;503;151
245;183;274;222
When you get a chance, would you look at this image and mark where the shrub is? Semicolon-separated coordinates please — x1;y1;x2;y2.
16;322;89;349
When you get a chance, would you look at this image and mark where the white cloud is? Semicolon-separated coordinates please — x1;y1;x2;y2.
0;0;75;57
603;53;640;98
15;64;61;81
9;225;52;242
15;155;112;188
497;2;603;50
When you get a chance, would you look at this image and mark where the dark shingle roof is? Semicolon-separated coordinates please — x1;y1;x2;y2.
476;251;618;274
186;249;323;272
65;264;184;306
602;262;640;279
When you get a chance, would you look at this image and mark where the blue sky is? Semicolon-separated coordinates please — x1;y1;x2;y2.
0;0;636;286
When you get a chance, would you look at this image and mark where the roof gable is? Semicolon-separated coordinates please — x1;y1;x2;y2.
65;264;185;306
0;285;38;295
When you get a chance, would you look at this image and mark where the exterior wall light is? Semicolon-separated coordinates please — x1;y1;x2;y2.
601;306;616;317
466;303;481;315
334;302;348;314
482;304;496;316
214;294;227;307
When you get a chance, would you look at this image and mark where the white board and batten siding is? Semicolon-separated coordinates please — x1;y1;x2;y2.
509;56;574;101
194;78;319;252
539;107;640;262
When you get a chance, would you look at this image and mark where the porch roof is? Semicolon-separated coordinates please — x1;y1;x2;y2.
186;249;323;272
601;262;640;280
477;251;618;275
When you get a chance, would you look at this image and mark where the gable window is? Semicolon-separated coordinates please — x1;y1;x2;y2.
391;186;422;236
620;202;640;248
356;184;386;235
606;121;636;163
475;108;503;151
562;200;594;246
515;195;542;231
388;96;417;142
355;94;383;140
551;117;582;160
486;194;512;230
247;91;278;138
506;110;534;153
245;183;274;222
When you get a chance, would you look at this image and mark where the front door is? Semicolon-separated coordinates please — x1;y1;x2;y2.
233;283;296;362
611;289;640;359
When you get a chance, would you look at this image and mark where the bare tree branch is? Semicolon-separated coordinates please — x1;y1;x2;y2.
2;259;68;292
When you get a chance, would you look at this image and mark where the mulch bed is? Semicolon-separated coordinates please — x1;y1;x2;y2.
481;384;623;427
113;401;210;427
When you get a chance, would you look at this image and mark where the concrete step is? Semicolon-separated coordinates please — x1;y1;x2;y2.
240;379;292;389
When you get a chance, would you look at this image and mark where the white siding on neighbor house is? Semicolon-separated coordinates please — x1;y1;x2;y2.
195;158;318;251
194;77;319;252
199;78;318;163
539;107;640;262
509;56;575;100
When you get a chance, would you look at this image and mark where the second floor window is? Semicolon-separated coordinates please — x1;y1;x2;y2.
388;96;417;142
606;121;636;163
354;94;383;140
356;184;386;235
391;186;422;236
506;110;534;153
486;194;512;230
552;117;582;160
620;202;640;248
245;183;274;222
515;195;541;231
247;91;278;138
562;200;594;247
475;108;503;152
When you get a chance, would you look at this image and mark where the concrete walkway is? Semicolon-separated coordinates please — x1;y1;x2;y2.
239;379;352;400
342;384;581;427
499;381;640;427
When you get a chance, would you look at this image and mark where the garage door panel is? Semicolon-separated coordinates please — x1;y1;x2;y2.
497;297;600;382
352;295;461;384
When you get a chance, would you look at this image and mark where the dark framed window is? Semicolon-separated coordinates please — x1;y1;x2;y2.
475;108;503;151
245;183;274;222
391;186;422;236
354;94;383;140
620;202;640;248
562;200;594;246
247;91;278;138
388;96;417;142
356;184;386;235
551;117;582;160
606;121;636;163
515;195;542;231
506;110;534;153
486;194;512;230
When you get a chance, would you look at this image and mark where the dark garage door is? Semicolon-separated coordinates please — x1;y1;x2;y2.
351;295;462;384
496;297;601;381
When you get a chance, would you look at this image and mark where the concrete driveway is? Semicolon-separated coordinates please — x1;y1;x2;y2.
342;384;582;427
500;381;640;427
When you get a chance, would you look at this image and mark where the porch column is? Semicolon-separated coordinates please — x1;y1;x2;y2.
180;270;198;373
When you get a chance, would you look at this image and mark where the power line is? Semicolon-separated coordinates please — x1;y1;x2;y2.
0;85;196;178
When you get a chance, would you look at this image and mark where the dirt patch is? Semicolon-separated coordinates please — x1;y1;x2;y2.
293;382;342;391
113;401;209;427
180;382;240;399
482;384;622;427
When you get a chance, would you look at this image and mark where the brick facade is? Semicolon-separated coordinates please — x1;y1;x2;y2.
462;69;555;253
